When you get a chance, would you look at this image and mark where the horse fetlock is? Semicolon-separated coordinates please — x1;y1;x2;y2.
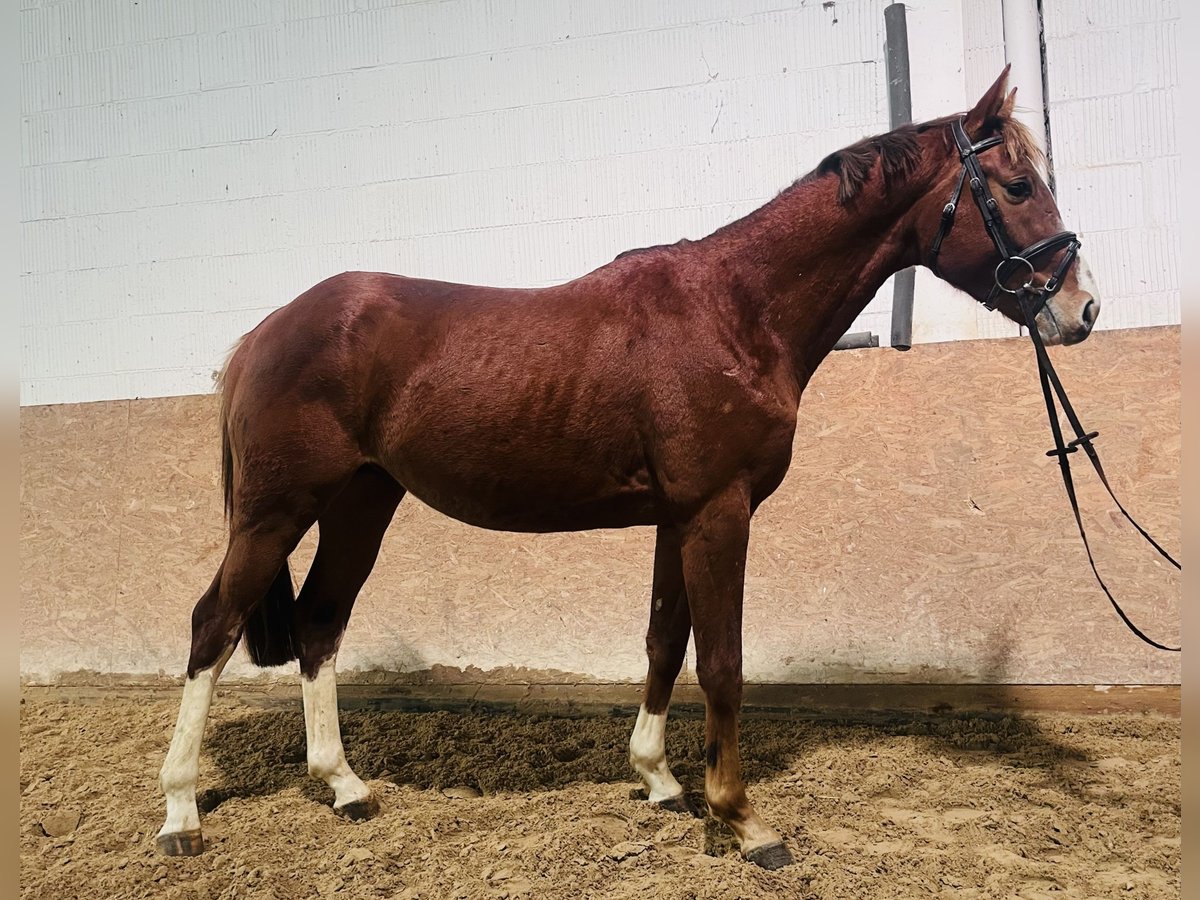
719;801;785;860
634;766;684;805
628;706;684;803
306;747;344;781
159;757;199;794
627;741;660;774
314;756;372;811
703;784;747;824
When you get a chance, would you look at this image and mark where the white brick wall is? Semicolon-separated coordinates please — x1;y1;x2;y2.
19;0;1179;405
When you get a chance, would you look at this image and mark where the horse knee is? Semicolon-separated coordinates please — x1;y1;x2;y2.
294;613;346;679
185;578;234;675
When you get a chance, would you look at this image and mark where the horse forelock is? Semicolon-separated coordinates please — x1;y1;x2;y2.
994;114;1046;172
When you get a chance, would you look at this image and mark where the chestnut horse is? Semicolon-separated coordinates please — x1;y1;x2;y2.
157;70;1099;867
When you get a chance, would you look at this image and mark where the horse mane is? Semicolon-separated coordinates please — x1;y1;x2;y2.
611;111;1047;254
795;111;1045;205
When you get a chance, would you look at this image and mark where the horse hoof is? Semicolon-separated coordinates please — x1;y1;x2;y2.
157;830;205;856
744;841;794;870
335;795;380;821
654;794;697;817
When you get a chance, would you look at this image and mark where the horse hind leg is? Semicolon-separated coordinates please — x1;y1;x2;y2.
156;566;233;856
294;465;405;819
630;524;691;811
157;508;312;856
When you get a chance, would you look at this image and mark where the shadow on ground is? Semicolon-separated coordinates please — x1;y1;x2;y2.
201;691;1093;816
204;621;1099;813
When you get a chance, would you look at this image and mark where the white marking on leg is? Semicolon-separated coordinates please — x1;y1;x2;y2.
157;645;233;839
303;656;371;810
629;704;684;803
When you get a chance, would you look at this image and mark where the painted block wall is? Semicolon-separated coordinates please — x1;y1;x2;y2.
19;0;1181;406
20;0;895;405
957;0;1181;335
1041;0;1180;331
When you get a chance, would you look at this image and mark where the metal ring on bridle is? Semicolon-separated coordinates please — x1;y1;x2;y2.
994;256;1034;294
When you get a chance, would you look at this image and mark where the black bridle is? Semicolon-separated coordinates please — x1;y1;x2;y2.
927;118;1180;653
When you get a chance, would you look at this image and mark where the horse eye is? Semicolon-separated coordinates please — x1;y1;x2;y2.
1005;180;1032;199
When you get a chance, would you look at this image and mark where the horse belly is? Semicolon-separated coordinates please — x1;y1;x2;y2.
390;465;660;532
406;481;659;532
377;423;660;533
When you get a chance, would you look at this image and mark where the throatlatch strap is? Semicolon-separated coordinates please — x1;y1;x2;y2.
1019;295;1180;652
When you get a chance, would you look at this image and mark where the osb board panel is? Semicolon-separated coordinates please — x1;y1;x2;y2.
20;327;1181;685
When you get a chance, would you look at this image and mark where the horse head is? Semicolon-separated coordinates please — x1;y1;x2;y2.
918;67;1100;346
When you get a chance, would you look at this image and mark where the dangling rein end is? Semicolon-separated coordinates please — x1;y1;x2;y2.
1019;295;1181;653
930;117;1177;652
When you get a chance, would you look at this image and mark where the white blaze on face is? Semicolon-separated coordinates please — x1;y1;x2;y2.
158;645;234;840
628;704;684;803
303;657;372;809
1074;255;1100;303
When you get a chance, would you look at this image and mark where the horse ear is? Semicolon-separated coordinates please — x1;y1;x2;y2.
964;65;1012;138
999;87;1017;119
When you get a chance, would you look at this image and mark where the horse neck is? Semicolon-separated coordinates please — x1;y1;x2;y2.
706;172;928;378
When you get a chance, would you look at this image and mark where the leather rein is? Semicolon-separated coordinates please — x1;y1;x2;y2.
927;118;1180;652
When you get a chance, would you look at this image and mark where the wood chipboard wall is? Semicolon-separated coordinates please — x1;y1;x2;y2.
20;327;1180;685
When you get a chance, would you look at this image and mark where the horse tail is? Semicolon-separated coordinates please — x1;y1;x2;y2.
216;334;299;668
215;336;244;522
244;565;298;667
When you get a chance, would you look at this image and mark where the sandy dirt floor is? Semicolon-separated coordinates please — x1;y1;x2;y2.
20;693;1179;900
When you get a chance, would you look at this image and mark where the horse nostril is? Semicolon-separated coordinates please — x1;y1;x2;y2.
1082;299;1098;327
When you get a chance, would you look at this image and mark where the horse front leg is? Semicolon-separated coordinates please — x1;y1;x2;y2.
630;524;691;811
679;490;793;869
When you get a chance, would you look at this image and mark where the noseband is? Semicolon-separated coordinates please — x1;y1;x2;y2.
927;118;1080;312
927;118;1180;652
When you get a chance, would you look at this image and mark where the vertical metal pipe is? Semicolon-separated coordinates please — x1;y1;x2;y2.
884;3;915;351
1000;0;1049;157
884;4;912;131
